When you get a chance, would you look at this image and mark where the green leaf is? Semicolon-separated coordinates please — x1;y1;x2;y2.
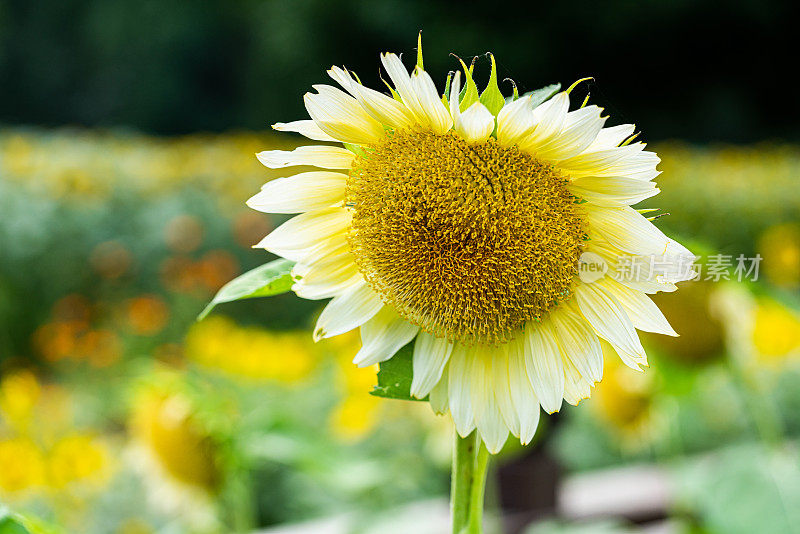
526;83;561;109
479;53;505;116
0;508;31;534
675;444;800;534
456;56;480;112
369;341;427;402
198;258;295;320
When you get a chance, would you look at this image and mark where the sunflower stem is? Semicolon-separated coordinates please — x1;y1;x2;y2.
467;442;490;533
452;431;476;533
451;430;490;534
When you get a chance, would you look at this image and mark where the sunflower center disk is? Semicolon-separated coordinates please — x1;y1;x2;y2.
346;131;586;345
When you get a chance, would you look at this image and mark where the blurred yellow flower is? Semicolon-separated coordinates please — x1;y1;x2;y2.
712;284;800;369
591;342;656;441
330;394;381;441
131;393;220;491
0;438;47;494
0;370;41;429
128;385;221;530
319;331;385;441
48;434;112;489
753;299;800;363
1;371;113;499
185;316;317;383
1;134;35;176
646;281;725;365
116;518;155;534
758;223;800;289
0;130;297;209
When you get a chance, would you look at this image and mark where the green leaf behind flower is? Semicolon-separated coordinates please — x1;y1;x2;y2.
527;83;561;109
0;507;54;534
198;258;295;320
0;515;29;534
370;341;427;402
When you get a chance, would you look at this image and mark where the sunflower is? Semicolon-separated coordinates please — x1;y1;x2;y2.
248;42;695;453
128;387;221;529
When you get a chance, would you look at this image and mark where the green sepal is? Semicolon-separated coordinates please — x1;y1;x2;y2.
456;56;480;112
509;79;520;101
566;76;593;94
344;143;366;157
442;71;453;107
370;341;427;402
527;83;561;109
198;258;295;320
416;31;424;70
620;131;640;146
479;53;505;116
381;76;402;102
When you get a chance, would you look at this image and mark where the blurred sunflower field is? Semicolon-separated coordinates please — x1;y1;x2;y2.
1;127;800;534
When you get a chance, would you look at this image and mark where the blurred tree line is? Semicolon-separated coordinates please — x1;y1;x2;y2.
0;0;796;142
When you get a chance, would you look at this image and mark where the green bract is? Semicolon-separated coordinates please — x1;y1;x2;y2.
479;53;504;117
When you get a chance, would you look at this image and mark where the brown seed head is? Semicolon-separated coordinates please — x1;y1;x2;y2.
346;130;585;345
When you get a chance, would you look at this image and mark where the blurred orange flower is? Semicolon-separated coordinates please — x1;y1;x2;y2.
197;250;238;293
160;251;238;295
33;320;87;362
79;329;122;367
90;240;133;280
125;295;170;336
165;215;204;254
52;294;93;323
233;210;273;249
